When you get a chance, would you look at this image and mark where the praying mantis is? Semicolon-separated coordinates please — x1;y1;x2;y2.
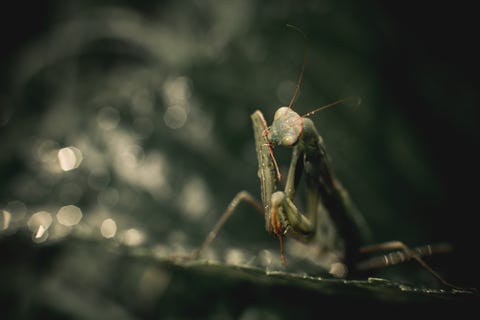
191;28;465;289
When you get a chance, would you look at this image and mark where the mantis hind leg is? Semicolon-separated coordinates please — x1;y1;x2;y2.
192;191;263;259
357;241;472;290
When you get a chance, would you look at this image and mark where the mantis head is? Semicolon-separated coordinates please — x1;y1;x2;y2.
267;107;303;147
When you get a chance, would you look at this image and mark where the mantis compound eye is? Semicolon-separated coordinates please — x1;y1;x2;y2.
273;106;290;120
281;135;298;146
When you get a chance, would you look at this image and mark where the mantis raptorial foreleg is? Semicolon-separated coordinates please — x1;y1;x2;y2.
192;111;278;260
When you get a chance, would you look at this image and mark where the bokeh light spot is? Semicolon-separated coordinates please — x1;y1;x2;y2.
121;144;144;168
259;249;273;266
179;177;210;219
1;210;11;230
163;106;187;129
122;228;145;246
137;267;171;305
56;205;83;227
27;211;53;243
27;211;53;233
329;262;348;278
35;225;47;239
58;147;83;171
100;218;117;239
225;248;245;265
163;76;192;105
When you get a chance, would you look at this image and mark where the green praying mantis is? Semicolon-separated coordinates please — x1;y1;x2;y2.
191;28;465;289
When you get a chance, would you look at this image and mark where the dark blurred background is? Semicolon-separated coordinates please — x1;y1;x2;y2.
1;0;479;318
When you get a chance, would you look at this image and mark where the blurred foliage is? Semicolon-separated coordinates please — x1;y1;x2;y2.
1;0;479;318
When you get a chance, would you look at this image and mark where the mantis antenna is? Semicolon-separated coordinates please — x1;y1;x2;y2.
286;24;308;110
301;97;362;118
283;25;361;119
